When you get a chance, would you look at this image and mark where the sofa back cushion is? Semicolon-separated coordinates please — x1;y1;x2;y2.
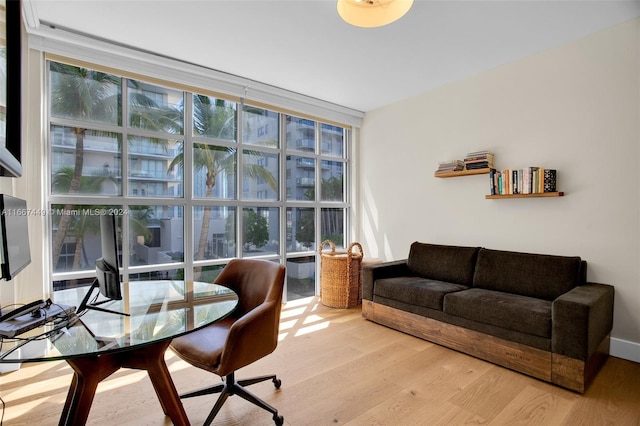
473;248;583;300
407;242;480;285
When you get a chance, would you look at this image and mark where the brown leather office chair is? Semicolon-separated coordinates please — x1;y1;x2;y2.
170;258;286;426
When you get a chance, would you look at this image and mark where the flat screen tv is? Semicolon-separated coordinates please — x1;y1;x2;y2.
0;0;24;177
0;194;31;280
77;212;128;316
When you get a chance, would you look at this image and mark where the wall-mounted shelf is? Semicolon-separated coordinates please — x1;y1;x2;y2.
434;168;491;178
485;192;564;199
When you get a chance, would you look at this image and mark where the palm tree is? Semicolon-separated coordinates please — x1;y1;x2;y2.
169;96;277;269
69;212;101;273
51;166;109;272
169;142;236;265
128;206;154;246
49;63;121;269
50;63;181;272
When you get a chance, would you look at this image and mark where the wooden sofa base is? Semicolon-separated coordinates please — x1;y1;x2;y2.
362;300;608;393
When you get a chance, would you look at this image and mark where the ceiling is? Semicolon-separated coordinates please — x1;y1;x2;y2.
25;0;640;112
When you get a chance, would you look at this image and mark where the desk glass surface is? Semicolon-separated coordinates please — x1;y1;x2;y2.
0;281;238;363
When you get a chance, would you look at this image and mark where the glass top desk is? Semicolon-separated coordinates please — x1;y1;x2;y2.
0;281;238;426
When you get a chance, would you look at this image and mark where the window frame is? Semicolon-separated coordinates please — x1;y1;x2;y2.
46;61;352;302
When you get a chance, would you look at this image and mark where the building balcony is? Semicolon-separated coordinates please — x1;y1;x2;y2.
296;177;315;186
295;139;314;150
295;158;315;168
52;139;180;160
129;170;183;181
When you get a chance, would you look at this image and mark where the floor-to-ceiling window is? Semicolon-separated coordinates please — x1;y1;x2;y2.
47;60;350;302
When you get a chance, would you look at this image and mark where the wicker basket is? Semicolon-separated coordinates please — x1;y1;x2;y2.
319;240;364;308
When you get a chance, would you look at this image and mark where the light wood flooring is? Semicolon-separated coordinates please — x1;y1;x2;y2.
1;296;639;425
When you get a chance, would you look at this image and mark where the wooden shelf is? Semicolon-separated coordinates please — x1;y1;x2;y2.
485;192;564;199
434;168;491;178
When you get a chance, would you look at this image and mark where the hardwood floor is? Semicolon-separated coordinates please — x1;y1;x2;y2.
1;296;639;425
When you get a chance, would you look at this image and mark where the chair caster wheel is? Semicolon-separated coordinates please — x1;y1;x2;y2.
273;378;282;389
274;414;284;425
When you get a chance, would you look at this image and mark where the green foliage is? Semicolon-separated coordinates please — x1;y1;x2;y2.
49;62;121;124
321;176;343;201
295;209;315;248
302;176;343;201
196;265;225;284
128;206;155;245
322;234;344;246
243;209;269;249
193;95;237;140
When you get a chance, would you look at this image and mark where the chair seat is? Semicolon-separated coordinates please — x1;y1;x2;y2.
170;317;235;372
169;258;286;426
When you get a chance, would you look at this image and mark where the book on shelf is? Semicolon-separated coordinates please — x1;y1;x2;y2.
489;169;496;195
435;159;465;174
544;169;557;192
465;162;493;170
463;150;494;170
489;167;558;195
465;149;493;158
464;155;494;162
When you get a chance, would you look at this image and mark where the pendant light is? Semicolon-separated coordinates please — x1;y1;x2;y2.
337;0;414;28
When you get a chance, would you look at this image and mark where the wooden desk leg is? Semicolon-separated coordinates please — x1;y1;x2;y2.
58;341;189;426
121;341;190;426
60;355;120;426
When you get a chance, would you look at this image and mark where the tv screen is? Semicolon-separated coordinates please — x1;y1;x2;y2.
0;195;31;280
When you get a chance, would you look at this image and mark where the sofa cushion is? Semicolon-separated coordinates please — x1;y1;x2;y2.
407;242;480;285
444;288;552;338
473;248;582;301
374;276;468;311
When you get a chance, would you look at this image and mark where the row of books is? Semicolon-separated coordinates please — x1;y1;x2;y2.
464;150;494;170
489;167;557;195
435;160;465;174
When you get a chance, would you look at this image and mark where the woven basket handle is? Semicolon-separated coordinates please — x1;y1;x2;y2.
346;242;363;277
319;239;336;255
347;242;363;260
345;242;363;302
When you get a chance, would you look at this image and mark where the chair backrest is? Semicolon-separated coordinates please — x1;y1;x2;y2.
216;258;285;317
215;258;286;375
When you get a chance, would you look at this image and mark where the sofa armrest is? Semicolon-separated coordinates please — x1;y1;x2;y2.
362;260;410;300
552;283;614;360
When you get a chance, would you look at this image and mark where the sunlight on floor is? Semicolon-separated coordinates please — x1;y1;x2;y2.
294;320;330;337
279;306;308;319
97;370;148;392
278;297;335;339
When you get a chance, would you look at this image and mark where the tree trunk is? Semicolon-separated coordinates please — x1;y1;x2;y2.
194;183;214;281
51;129;85;270
70;236;84;288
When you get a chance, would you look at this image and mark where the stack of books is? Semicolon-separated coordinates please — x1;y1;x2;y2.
464;150;494;170
489;167;557;195
435;160;465;175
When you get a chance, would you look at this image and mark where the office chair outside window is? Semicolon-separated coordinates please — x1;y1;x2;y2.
170;259;286;426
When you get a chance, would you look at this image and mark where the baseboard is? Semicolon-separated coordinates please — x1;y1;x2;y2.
610;337;640;363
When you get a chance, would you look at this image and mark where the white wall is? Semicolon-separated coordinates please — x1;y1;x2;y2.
0;38;48;313
358;18;640;361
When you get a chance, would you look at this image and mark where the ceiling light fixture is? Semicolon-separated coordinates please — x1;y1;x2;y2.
337;0;414;28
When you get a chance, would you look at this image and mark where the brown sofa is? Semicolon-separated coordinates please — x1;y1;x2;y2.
362;242;614;393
